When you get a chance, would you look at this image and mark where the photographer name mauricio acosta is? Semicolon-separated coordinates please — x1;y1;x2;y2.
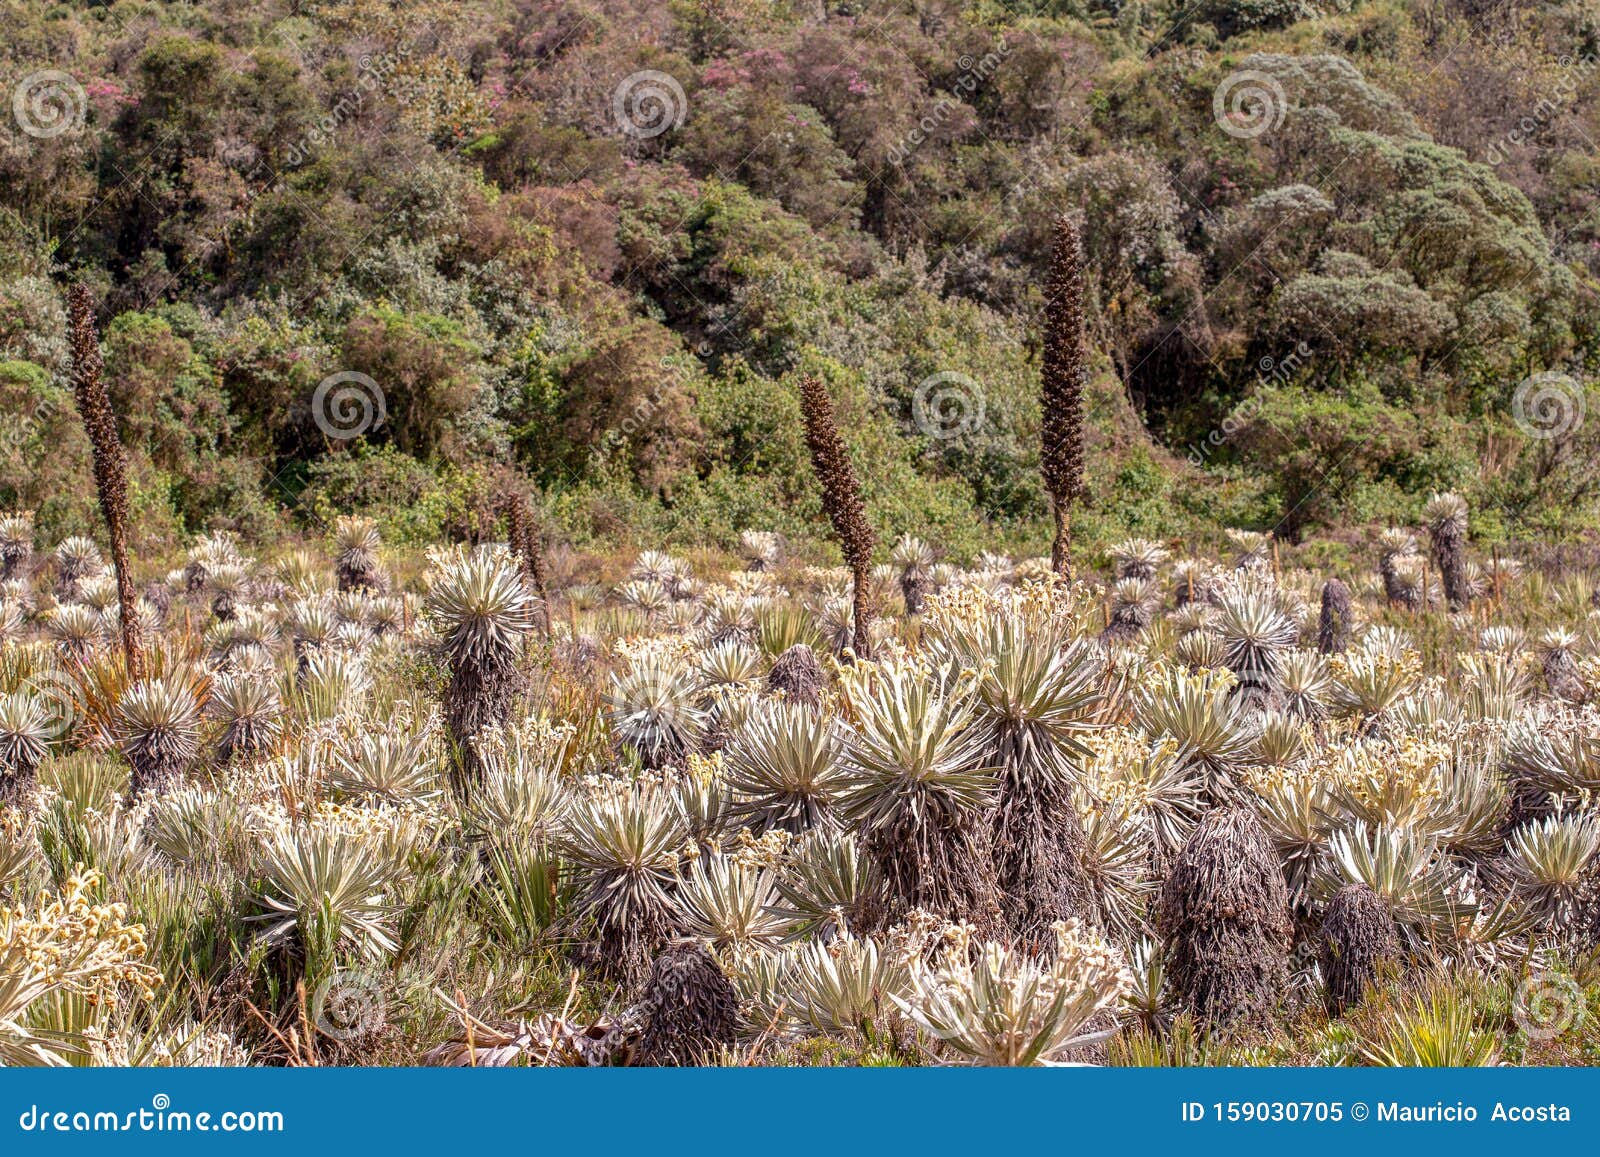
1377;1103;1573;1123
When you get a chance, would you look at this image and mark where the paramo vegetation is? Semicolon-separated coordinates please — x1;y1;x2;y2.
2;509;1600;1065
8;0;1600;1070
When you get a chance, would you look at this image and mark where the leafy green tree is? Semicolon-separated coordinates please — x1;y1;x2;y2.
336;308;484;461
0;361;94;537
1227;385;1424;542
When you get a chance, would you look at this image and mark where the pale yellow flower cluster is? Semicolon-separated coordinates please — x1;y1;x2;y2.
1;868;159;1008
1079;728;1184;813
84;1018;250;1067
920;576;1090;641
475;712;577;768
1327;648;1423;684
882;907;973;968
797;565;851;589
683;750;722;782
1243;762;1322;800
0;807;26;844
1328;735;1450;812
1047;918;1136;1004
728;827;794;871
1576;656;1600;700
725;571;783;598
899;917;1133;1065
613;631;697;665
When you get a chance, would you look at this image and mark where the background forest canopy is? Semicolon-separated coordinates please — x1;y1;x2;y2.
3;0;1600;565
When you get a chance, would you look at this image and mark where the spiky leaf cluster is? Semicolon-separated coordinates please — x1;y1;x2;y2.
558;784;686;979
0;691;50;803
605;650;707;771
114;677;202;795
723;700;845;832
252;824;398;970
426;550;539;669
210;675;282;762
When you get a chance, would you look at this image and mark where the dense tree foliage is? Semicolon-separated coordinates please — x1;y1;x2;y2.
2;0;1598;555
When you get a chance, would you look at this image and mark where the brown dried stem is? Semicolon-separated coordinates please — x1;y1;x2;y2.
798;374;876;657
1041;214;1087;578
68;284;145;681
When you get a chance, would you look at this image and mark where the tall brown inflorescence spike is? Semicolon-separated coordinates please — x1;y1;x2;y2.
504;488;551;637
68;284;145;682
1041;214;1087;579
797;374;876;658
